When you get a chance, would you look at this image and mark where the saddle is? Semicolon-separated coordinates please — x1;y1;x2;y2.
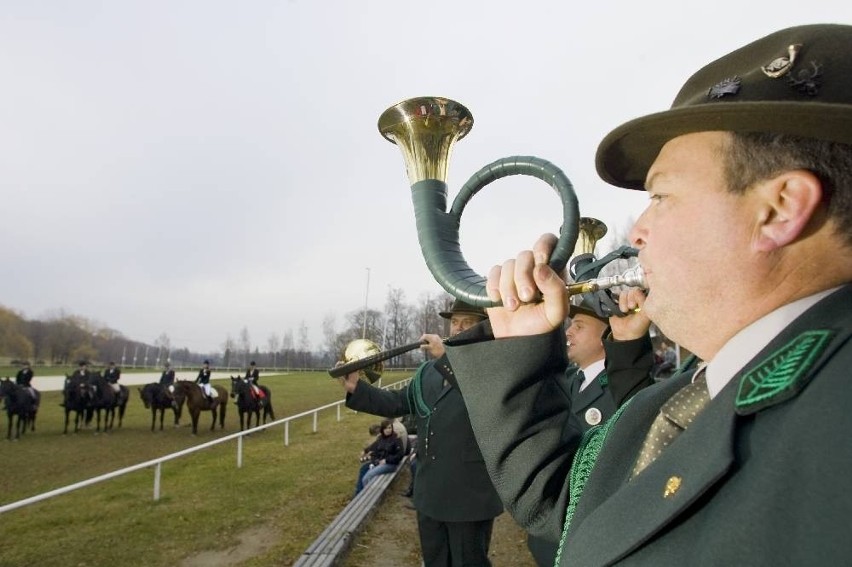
199;384;219;405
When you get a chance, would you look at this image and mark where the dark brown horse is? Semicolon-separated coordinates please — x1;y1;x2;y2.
229;376;275;431
0;378;39;440
138;383;182;431
63;374;90;434
85;372;128;433
172;380;227;434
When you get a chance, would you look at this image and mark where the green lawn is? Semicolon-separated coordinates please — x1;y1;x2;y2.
0;371;411;567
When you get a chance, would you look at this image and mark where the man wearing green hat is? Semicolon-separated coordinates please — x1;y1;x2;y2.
339;298;502;566
444;24;852;565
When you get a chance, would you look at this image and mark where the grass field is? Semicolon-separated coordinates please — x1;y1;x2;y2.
0;371;412;567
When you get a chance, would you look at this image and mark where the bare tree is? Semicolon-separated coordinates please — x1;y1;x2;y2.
384;286;416;365
298;321;311;368
239;327;251;367
415;292;452;337
282;329;294;370
267;333;280;368
154;333;171;366
346;308;384;344
221;335;237;369
322;314;338;359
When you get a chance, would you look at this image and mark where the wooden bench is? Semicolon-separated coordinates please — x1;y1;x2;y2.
294;454;410;566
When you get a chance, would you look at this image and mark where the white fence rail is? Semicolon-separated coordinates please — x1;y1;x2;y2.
0;378;411;515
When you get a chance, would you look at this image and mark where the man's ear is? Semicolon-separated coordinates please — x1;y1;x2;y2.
754;170;823;252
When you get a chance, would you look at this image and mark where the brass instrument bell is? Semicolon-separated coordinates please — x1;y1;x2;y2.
341;339;384;383
574;217;608;257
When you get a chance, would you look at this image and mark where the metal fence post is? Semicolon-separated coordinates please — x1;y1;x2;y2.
153;462;162;501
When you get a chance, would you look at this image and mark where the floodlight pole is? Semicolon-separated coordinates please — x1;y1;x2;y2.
362;267;370;339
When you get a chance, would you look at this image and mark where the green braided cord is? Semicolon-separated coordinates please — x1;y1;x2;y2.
553;399;633;566
407;362;432;418
405;362;433;454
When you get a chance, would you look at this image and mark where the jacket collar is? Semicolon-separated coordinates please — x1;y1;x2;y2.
565;284;852;566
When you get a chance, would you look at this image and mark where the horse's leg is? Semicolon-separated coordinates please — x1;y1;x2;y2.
191;410;199;435
210;407;217;431
158;408;165;430
219;401;226;429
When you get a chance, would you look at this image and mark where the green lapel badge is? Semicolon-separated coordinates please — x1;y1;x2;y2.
735;330;833;415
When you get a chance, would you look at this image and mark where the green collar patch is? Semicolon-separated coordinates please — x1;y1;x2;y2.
597;372;609;388
735;330;834;415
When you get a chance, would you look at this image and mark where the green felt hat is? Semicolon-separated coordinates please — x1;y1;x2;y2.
439;298;488;320
568;296;608;324
596;24;852;190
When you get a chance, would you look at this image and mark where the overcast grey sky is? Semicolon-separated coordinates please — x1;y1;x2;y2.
2;2;849;354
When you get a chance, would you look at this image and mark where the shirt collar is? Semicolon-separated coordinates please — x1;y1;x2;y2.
579;359;606;391
705;287;839;399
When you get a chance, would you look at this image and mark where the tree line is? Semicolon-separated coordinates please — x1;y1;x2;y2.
0;287;455;371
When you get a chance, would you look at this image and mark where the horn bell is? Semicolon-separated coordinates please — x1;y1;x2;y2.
378;97;473;184
342;339;383;383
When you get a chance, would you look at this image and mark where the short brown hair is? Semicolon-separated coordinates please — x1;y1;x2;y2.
724;132;852;247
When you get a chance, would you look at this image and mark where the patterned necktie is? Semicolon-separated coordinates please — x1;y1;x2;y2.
631;365;710;478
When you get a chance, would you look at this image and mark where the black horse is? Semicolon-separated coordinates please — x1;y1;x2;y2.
139;383;182;431
172;380;227;435
229;376;275;431
0;377;39;440
63;374;90;434
85;372;128;433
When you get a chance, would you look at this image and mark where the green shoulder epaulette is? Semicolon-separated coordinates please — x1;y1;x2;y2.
735;329;833;415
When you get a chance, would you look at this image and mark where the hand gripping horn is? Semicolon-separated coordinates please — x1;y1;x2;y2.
379;96;580;307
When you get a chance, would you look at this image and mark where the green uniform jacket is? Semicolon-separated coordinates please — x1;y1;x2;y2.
446;285;852;566
529;335;654;566
346;354;504;523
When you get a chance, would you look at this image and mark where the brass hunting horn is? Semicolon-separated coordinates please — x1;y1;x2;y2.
327;99;647;381
379;97;580;307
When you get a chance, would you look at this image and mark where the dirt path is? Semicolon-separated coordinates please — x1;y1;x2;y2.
343;467;537;567
178;466;537;566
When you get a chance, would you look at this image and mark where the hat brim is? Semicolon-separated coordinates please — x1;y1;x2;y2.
568;304;608;323
596;101;852;190
439;310;488;320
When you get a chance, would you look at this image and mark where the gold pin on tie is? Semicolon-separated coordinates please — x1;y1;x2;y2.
663;476;682;498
